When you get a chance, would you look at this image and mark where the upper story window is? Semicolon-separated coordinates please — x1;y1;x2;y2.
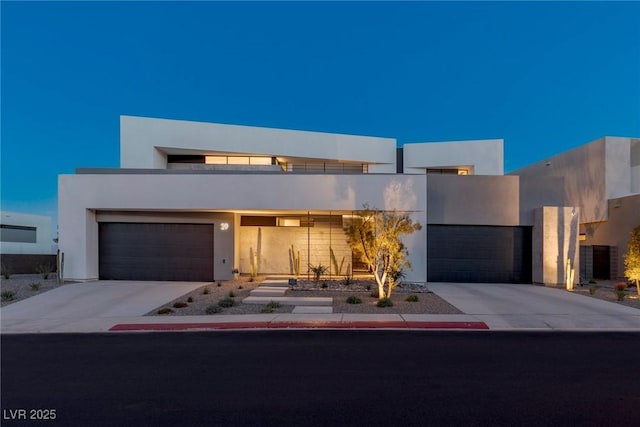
427;168;470;175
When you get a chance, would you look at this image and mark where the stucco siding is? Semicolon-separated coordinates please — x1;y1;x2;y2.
403;139;503;175
427;175;519;225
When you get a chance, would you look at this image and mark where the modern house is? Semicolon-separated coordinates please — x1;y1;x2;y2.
511;137;640;281
1;211;56;273
59;115;588;285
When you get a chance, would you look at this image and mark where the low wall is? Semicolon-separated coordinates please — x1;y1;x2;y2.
0;254;57;275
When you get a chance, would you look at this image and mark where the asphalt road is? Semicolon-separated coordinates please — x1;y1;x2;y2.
2;331;640;426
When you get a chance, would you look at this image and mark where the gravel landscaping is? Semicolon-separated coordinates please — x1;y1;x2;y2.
147;277;462;316
0;274;74;308
568;282;640;309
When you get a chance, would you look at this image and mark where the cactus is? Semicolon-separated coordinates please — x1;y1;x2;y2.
290;244;300;275
330;247;345;275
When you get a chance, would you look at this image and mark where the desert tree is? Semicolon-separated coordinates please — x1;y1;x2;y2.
624;225;640;296
345;205;422;300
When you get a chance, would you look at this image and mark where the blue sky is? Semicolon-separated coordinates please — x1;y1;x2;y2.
2;1;639;228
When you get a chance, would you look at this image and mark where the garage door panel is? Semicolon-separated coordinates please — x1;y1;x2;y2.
99;223;214;281
428;225;532;284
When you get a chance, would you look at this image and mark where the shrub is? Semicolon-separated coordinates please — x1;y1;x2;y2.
405;294;419;302
173;301;188;308
29;282;41;291
346;295;362;304
588;285;599;295
218;297;236;308
341;275;353;287
376;298;393;307
588;279;597;285
228;290;236;298
615;282;627;301
36;264;53;279
366;284;371;291
187;296;194;303
206;305;223;314
217;282;222;287
1;264;11;280
202;287;210;295
308;264;329;282
1;290;16;302
320;281;328;289
157;307;174;315
370;289;379;298
261;300;281;313
238;285;243;290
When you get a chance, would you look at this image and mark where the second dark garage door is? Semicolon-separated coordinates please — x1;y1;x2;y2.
428;225;532;284
99;223;214;281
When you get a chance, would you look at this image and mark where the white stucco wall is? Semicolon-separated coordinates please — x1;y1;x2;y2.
403;139;504;175
0;211;54;255
59;173;427;282
533;206;580;286
605;137;633;200
120;116;397;173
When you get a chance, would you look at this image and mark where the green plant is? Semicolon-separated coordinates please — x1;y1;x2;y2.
366;284;371;291
261;300;281;313
346;295;362;304
614;282;627;301
228;290;236;297
1;263;11;280
173;301;188;308
341;275;353;287
370;289;379;298
624;225;640;296
345;204;422;300
218;297;236;308
238;285;243;290
376;298;393;307
321;281;328;289
588;285;599;295
290;244;300;275
1;290;16;301
202;287;210;295
29;282;41;291
157;307;174;315
330;247;345;275
217;282;222;287
187;296;194;303
35;264;53;279
406;294;419;302
308;264;329;282
206;305;223;314
249;250;259;280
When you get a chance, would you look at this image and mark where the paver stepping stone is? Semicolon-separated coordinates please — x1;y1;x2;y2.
249;289;287;297
292;306;333;314
242;296;332;306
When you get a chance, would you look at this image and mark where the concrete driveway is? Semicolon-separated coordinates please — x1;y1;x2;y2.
0;281;206;333
428;282;640;330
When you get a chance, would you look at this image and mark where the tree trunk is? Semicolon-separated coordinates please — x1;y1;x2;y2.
636;280;639;296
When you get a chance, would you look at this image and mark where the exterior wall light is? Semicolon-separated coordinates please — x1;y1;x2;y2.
219;222;229;231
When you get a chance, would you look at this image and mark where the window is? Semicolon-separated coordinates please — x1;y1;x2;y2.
0;224;37;243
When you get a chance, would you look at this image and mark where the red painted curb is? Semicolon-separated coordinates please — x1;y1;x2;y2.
109;321;489;332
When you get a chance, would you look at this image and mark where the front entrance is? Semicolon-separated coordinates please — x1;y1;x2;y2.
592;245;611;279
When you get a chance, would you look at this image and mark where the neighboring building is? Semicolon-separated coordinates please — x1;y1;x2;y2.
511;137;640;281
1;211;56;274
59;115;583;285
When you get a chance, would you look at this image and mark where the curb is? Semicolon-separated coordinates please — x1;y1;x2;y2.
109;321;490;332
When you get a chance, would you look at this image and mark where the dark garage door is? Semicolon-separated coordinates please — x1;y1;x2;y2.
428;225;532;284
99;223;214;281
